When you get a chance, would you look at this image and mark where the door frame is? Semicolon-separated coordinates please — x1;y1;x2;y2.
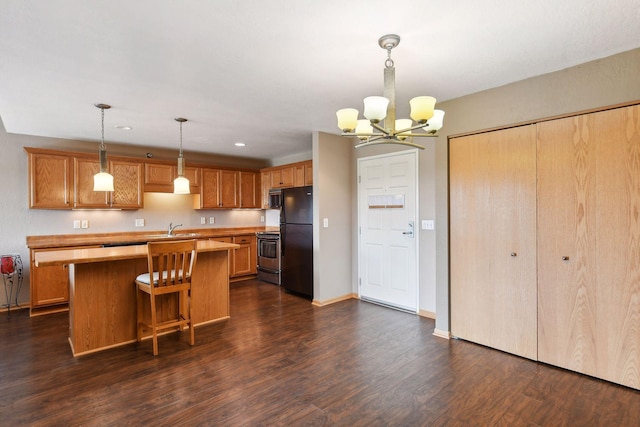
357;149;420;313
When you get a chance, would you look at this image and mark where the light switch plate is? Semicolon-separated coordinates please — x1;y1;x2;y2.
81;219;89;229
422;220;434;230
323;218;329;228
135;219;145;227
73;220;81;229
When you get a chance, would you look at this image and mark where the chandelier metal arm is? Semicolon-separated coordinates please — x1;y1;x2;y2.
354;139;430;150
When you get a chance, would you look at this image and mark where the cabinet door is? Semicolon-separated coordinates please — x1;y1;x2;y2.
219;170;239;208
74;157;109;208
261;171;271;209
184;167;201;193
201;168;221;208
304;162;313;186
28;152;72;209
232;235;256;276
30;249;69;309
450;125;537;360
239;171;259;208
144;163;201;193
110;160;143;209
144;163;175;192
294;164;305;187
271;167;294;188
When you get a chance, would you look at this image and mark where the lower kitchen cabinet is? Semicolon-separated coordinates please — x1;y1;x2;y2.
29;245;99;316
210;235;257;280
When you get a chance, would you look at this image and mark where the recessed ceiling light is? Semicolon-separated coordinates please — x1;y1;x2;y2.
115;125;132;130
234;142;246;147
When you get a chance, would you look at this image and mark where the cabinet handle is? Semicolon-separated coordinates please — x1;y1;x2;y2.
511;252;517;257
562;256;570;261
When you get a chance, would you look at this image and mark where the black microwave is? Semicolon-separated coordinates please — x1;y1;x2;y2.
268;189;282;209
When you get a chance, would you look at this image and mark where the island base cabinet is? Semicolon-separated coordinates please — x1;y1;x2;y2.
68;251;230;356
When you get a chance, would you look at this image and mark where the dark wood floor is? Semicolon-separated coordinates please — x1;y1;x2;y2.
1;279;639;426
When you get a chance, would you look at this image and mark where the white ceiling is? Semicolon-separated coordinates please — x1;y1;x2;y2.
1;0;639;160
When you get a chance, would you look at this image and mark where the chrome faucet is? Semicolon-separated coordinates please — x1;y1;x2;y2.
167;222;183;236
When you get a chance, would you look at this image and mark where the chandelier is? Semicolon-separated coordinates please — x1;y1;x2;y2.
93;103;115;191
336;34;445;149
173;117;190;194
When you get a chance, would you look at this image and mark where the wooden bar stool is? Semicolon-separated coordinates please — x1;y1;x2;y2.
135;240;198;356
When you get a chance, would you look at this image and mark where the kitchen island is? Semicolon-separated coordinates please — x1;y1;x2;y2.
35;240;238;356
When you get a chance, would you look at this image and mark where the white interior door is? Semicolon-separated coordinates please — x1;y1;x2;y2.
358;150;418;312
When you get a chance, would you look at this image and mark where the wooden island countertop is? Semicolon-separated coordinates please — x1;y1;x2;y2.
34;240;239;356
35;239;238;266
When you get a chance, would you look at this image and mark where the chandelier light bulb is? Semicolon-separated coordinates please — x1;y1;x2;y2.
363;96;389;123
395;119;413;140
424;109;445;133
355;119;373;140
336;108;359;132
409;96;436;123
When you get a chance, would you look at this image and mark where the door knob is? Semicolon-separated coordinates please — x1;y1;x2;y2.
511;252;517;257
562;256;570;261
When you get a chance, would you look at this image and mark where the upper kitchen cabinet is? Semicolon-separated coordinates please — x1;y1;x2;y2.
260;171;271;209
109;159;143;209
239;171;260;208
270;166;294;188
294;161;313;187
26;148;142;210
260;160;313;208
144;162;201;193
74;157;143;209
26;149;73;209
195;168;239;209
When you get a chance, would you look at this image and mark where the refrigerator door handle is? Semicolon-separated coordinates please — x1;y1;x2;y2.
280;226;286;256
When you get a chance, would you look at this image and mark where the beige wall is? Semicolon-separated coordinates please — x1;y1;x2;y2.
312;131;353;303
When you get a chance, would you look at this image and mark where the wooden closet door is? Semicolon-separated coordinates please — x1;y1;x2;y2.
537;114;598;376
450;125;537;360
594;105;640;389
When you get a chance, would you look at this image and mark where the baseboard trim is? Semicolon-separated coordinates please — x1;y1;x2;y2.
312;293;358;307
418;309;436;319
433;328;451;340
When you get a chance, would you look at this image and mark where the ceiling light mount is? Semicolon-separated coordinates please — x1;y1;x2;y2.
336;34;445;149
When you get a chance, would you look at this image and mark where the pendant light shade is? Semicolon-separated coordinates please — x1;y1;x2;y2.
93;104;115;192
173;118;190;194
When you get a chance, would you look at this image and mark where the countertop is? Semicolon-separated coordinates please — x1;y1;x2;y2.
34;240;239;267
26;226;266;250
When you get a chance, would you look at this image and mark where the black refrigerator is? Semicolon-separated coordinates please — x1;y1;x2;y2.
280;186;313;299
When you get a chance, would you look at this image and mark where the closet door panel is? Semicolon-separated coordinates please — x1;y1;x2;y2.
594;105;640;389
451;125;537;360
537;115;597;375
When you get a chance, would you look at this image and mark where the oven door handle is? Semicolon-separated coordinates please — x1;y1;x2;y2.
257;266;281;274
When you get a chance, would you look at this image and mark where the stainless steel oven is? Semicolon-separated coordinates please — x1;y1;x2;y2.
256;231;281;285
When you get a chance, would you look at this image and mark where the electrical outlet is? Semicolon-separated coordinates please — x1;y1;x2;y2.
200;217;206;225
135;219;145;227
260;215;265;223
209;217;215;224
323;218;329;228
81;219;89;229
73;220;81;229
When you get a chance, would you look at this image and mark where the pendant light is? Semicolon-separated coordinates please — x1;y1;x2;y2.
93;103;115;191
173;117;190;194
